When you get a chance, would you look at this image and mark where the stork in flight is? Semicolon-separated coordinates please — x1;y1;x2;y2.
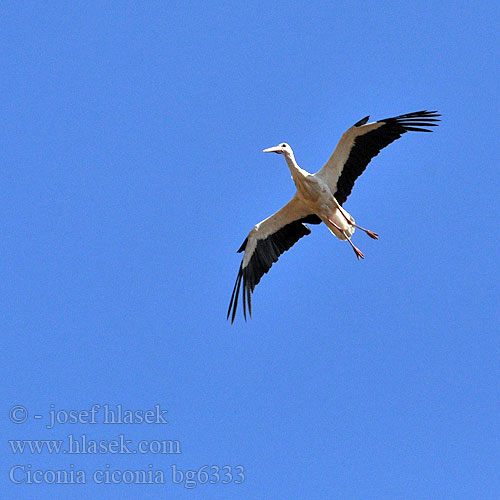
227;110;440;323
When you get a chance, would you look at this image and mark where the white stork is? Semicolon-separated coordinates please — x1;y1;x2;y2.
228;110;440;323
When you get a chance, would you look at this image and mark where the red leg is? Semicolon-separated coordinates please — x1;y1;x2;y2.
337;207;379;240
328;218;365;260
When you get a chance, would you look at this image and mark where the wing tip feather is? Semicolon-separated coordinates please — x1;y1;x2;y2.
353;116;370;127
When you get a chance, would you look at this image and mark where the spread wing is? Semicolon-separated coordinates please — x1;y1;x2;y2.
227;195;321;324
315;110;441;205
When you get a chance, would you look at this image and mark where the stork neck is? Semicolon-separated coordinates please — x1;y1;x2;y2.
284;154;307;185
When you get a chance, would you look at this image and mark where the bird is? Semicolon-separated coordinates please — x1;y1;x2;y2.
227;110;440;323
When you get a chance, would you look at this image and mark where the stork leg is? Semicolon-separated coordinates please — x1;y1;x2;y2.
328;218;364;260
337;206;379;240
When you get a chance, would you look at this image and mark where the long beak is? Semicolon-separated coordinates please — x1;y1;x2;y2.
262;146;282;154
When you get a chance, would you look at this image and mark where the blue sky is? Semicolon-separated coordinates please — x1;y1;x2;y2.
2;1;499;498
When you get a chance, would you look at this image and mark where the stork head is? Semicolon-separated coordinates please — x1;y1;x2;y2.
263;143;293;157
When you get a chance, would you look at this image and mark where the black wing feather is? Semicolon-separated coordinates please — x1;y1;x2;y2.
334;110;440;205
298;214;322;224
227;220;312;324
